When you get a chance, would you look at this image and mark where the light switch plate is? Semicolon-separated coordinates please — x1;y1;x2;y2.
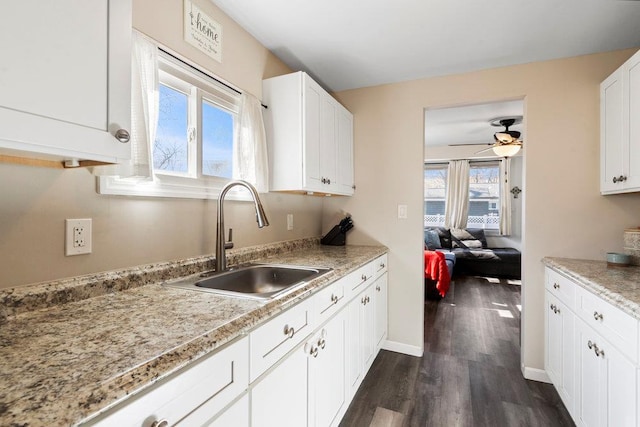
65;218;92;256
398;204;408;219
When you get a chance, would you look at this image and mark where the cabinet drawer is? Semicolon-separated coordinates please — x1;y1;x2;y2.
575;285;638;363
373;254;388;279
345;262;374;297
250;297;315;382
314;277;346;326
87;336;249;427
545;267;576;309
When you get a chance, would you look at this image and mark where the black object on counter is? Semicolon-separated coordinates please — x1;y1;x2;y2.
321;216;354;246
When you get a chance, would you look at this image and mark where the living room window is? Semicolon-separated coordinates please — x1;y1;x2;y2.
424;161;501;231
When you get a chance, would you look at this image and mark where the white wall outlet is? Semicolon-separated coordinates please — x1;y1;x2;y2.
398;204;408;219
65;218;92;256
287;214;294;231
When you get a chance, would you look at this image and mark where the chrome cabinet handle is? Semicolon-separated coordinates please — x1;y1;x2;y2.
361;297;366;305
151;420;169;427
310;345;319;358
114;129;130;143
361;274;367;281
365;296;370;304
593;311;604;321
588;340;593;350
550;304;560;314
613;176;619;183
380;263;386;268
321;177;326;184
318;338;326;349
376;285;381;292
331;294;339;304
594;346;605;358
284;325;295;339
553;283;560;290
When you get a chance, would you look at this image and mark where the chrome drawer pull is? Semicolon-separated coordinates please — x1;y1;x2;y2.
284;325;295;339
361;274;367;281
331;294;339;304
588;340;593;349
553;283;560;290
593;311;604;321
151;420;169;427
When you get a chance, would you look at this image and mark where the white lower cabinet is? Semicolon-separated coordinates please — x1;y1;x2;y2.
374;272;388;350
545;292;575;415
251;344;309;427
575;318;637;427
308;310;347;427
545;266;639;427
346;282;376;399
179;393;249;427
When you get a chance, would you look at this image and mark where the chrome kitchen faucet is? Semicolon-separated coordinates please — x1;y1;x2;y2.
216;180;269;273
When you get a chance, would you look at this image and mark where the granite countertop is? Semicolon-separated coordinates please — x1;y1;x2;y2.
0;240;387;426
543;257;640;320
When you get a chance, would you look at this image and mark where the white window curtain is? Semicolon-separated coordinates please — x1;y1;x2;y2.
232;92;269;193
499;157;512;235
93;31;157;179
444;160;470;229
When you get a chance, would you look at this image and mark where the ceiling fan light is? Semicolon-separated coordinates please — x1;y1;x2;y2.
492;144;521;157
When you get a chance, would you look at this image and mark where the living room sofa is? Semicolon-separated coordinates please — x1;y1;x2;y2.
424;227;521;280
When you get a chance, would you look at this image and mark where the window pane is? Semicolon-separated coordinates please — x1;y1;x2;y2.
424;167;447;227
202;100;234;178
468;165;500;230
154;84;189;173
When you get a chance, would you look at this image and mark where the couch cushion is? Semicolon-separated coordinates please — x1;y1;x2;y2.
451;228;488;249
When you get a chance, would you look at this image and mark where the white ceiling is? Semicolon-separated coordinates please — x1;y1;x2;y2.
212;0;640;92
424;100;524;147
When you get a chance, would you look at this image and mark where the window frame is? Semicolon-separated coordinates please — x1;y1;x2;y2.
98;50;252;201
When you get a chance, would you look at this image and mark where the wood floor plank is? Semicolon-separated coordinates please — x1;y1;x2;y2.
340;276;574;427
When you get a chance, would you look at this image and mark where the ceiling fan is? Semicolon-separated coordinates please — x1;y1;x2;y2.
476;117;523;157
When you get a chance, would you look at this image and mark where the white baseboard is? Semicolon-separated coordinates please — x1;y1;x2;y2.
522;365;551;383
381;340;423;357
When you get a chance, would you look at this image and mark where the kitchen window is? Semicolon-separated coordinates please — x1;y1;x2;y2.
98;41;263;201
424;161;502;232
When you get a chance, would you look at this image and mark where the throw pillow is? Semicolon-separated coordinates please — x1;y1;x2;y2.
424;229;442;250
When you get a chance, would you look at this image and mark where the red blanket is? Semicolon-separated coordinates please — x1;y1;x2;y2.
424;250;450;297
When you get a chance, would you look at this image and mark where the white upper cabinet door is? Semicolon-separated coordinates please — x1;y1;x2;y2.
600;68;624;193
303;75;324;191
0;0;131;164
320;95;338;190
624;51;640;190
600;49;640;194
335;103;354;195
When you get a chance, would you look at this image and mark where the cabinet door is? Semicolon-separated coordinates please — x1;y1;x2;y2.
335;104;355;195
346;295;363;399
624;51;640;190
361;286;376;371
374;273;388;351
251;345;308;427
0;0;131;163
309;311;346;427
545;293;574;414
575;319;637;427
303;75;324;191
600;67;624;193
320;96;337;191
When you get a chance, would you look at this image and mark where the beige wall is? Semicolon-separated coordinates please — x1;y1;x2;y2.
0;0;323;289
324;49;640;370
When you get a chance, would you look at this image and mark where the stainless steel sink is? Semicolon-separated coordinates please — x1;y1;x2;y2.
165;264;332;300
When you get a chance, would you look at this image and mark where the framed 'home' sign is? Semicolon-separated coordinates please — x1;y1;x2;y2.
184;0;223;62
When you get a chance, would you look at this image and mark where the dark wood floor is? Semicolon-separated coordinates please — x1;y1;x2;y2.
340;275;575;427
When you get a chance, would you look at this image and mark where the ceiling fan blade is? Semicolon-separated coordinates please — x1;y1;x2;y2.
474;146;496;154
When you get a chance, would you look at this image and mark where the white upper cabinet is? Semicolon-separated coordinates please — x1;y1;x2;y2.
263;72;354;196
600;49;640;194
0;0;132;165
